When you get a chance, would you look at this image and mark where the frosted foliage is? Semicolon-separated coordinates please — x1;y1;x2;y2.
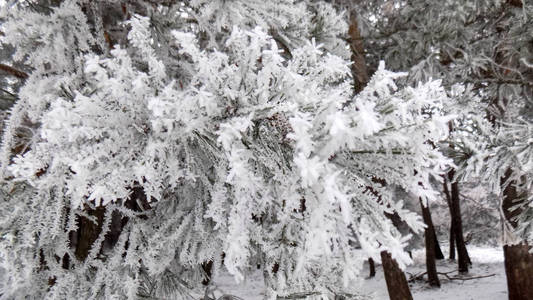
190;0;349;57
329;0;533;248
465;121;533;244
0;1;450;299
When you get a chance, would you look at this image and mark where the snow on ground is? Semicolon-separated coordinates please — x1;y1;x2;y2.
210;246;507;299
211;270;265;300
360;246;507;300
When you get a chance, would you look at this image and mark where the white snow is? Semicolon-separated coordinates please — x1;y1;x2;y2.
209;246;508;300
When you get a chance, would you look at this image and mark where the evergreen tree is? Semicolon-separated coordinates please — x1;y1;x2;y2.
0;1;452;299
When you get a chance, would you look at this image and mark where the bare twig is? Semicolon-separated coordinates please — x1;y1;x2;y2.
408;269;495;283
407;271;429;282
444;273;496;281
0;88;16;98
0;64;28;79
277;292;322;299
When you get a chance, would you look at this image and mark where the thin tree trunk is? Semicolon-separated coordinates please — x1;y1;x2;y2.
430;212;445;260
348;12;369;94
381;201;414;297
501;169;533;300
434;234;444;260
380;251;413;300
443;178;456;260
368;258;376;278
448;168;471;273
420;198;441;287
449;223;456;260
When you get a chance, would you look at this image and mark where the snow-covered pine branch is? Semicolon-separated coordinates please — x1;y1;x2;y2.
0;1;452;299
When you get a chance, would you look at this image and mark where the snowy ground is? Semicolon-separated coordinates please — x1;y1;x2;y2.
210;246;507;299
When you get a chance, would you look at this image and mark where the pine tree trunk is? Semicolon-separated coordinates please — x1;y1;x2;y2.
420;199;441;287
430;213;445;260
443;177;456;260
380;251;413;300
449;222;456;260
503;244;533;300
434;234;444;260
368;257;376;278
448;169;471;273
501;169;533;300
348;12;369;94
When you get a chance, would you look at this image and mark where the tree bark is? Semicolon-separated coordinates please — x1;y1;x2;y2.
504;244;533;300
443;177;456;260
449;222;456;260
420;199;441;287
430;213;445;260
348;12;369;94
501;169;533;300
448;169;471;273
380;251;413;300
434;233;445;260
368;257;376;278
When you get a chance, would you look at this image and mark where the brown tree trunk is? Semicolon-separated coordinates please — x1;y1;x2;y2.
501;169;533;300
420;199;441;287
348;12;369;94
368;257;376;278
448;169;471;273
434;234;444;260
381;251;413;300
443;178;456;260
430;213;445;260
504;244;533;300
449;223;456;260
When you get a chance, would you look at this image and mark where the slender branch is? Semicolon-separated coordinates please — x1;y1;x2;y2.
0;88;17;99
277;292;322;299
408;269;496;282
350;149;411;155
441;273;496;281
0;64;28;79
